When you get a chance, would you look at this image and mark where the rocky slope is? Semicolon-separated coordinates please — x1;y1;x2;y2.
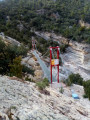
0;76;90;120
0;32;21;46
35;31;90;80
0;31;90;80
22;51;43;82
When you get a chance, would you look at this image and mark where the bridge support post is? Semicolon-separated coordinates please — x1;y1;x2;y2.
57;46;59;83
50;47;52;84
50;46;60;84
32;37;36;50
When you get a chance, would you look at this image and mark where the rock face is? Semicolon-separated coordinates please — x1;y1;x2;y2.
35;31;90;80
79;20;90;29
0;32;21;46
0;76;90;120
22;52;43;81
59;46;90;80
0;112;9;120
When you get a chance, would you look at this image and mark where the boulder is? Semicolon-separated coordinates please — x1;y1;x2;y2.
0;112;9;120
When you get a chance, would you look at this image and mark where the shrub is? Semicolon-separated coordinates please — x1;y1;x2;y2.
59;87;64;94
60;44;68;53
9;56;22;78
83;80;90;100
0;39;28;75
65;79;72;86
66;73;90;100
79;26;85;31
43;78;49;86
36;78;49;90
25;76;35;82
83;94;88;98
59;56;62;66
68;73;83;86
0;38;6;52
85;37;90;44
16;45;28;57
36;82;46;90
22;65;34;76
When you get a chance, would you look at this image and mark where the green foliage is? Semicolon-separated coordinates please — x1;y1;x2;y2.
36;36;67;56
59;56;62;66
60;44;68;53
0;39;10;74
0;38;5;52
67;73;83;86
83;80;90;100
25;76;35;82
66;73;90;100
9;56;22;78
63;28;71;38
0;38;28;75
65;79;72;86
59;87;64;94
36;82;46;90
16;45;28;57
79;26;85;32
22;65;34;76
43;78;49;86
0;0;90;43
36;78;49;90
85;37;90;44
83;94;88;98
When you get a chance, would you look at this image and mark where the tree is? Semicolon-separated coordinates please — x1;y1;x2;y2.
9;56;22;78
16;45;28;56
0;38;5;52
83;80;90;100
0;39;9;74
67;73;83;86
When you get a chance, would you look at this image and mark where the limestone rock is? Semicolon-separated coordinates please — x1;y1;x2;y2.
34;31;90;80
0;112;9;120
0;76;90;120
34;70;43;79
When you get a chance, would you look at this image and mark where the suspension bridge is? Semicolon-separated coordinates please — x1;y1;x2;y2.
33;50;57;83
32;38;80;98
32;37;61;83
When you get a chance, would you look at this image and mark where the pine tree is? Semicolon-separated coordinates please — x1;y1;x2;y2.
9;56;22;78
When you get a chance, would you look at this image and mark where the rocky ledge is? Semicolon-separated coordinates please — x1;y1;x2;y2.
0;76;90;120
